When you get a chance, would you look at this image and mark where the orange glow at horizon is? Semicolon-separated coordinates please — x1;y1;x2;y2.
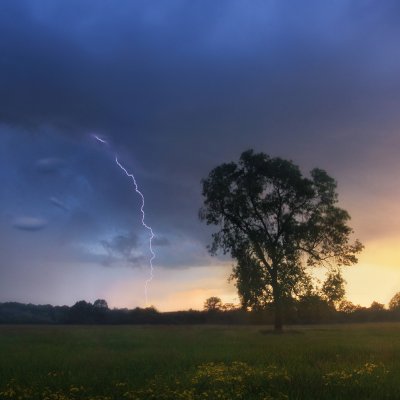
343;236;400;307
103;235;400;312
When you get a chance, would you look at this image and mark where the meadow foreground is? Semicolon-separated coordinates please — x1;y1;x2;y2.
0;323;399;400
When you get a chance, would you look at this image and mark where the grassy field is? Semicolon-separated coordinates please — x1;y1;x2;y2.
0;323;399;399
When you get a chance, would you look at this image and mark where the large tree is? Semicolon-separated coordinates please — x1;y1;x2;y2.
199;150;363;331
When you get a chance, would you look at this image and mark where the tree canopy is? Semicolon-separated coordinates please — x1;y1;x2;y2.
389;292;400;310
199;150;363;331
203;296;223;311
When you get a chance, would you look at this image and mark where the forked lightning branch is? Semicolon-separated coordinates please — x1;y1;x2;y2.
93;135;155;305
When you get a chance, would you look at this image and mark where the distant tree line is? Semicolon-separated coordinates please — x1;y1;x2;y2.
2;293;400;325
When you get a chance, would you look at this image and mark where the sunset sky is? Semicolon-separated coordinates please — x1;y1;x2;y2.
1;1;400;310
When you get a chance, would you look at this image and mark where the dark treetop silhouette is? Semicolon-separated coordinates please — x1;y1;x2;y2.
204;296;223;312
199;150;363;332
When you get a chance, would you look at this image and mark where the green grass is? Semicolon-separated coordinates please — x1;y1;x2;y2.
1;323;400;399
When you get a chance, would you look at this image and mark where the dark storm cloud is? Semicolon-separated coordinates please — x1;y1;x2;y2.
1;0;400;282
1;0;398;143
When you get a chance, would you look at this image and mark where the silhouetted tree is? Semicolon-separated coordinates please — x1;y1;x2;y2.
200;150;363;332
69;300;94;323
321;270;346;307
389;292;400;310
337;300;358;313
297;293;334;323
370;301;385;311
93;299;109;309
204;297;223;311
367;301;386;322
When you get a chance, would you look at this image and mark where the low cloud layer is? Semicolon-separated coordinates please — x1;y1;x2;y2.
13;217;47;231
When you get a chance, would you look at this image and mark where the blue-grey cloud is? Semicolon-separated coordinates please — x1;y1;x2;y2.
36;158;64;174
101;232;139;259
153;236;170;247
13;216;47;231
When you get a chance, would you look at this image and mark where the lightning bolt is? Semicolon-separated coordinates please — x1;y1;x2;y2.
93;135;155;305
115;157;155;305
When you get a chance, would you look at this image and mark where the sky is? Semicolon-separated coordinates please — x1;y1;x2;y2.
1;0;400;310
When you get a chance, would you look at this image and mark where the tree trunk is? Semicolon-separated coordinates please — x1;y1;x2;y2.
272;271;283;333
274;296;283;333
